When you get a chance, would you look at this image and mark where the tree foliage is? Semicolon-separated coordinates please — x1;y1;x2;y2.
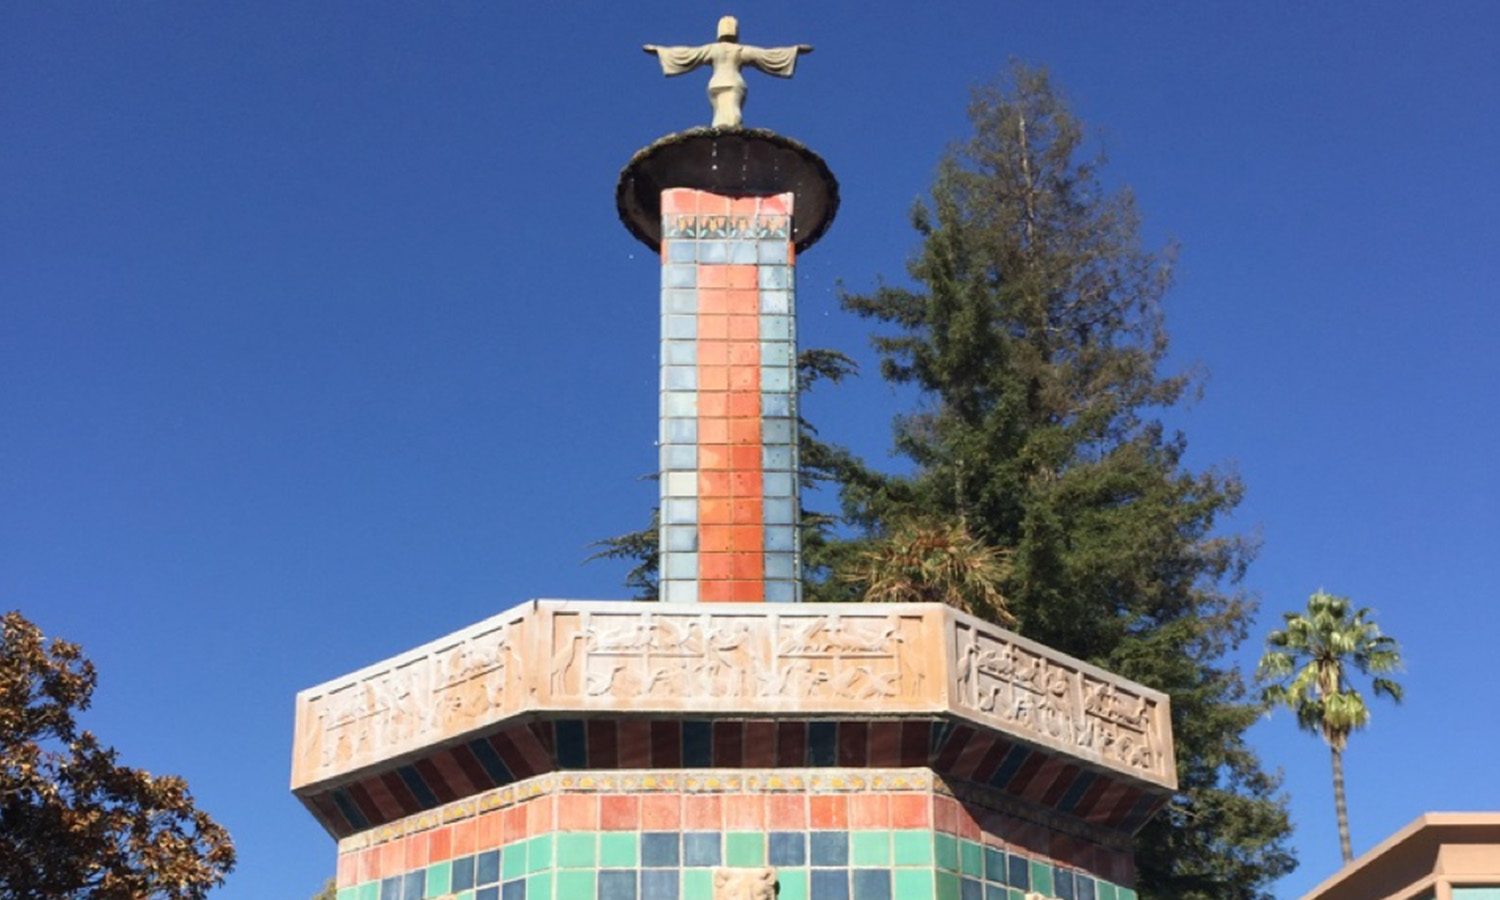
1258;590;1403;862
0;611;235;900
843;517;1015;625
833;65;1295;899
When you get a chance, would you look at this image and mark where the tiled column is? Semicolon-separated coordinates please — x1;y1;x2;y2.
658;189;799;604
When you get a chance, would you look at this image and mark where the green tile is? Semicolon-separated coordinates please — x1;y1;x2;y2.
1030;860;1054;896
893;830;934;866
527;835;553;873
936;870;960;900
337;889;354;900
851;831;891;866
1118;889;1137;900
527;871;552;900
502;842;527;880
1008;890;1025;900
357;883;377;900
893;869;935;900
725;832;766;866
934;833;959;872
555;870;595;898
776;868;808;900
555;832;596;868
682;868;713;900
599;832;638;868
959;839;983;877
425;861;451;896
456;893;474;900
1096;882;1117;900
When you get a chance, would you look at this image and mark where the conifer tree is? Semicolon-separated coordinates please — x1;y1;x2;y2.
835;64;1294;899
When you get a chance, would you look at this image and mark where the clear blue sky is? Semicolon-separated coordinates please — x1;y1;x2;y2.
4;3;1497;898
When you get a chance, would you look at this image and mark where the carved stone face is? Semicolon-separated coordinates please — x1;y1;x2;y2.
712;866;776;900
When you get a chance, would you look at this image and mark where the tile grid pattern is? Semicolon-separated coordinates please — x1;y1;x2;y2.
658;189;799;604
336;784;1140;900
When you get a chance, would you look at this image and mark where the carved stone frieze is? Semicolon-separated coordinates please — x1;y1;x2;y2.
291;600;1175;796
713;867;778;900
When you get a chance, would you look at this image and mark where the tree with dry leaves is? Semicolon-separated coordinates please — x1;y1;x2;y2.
0;610;235;900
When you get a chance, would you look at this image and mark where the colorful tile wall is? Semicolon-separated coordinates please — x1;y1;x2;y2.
333;770;1137;900
657;188;800;604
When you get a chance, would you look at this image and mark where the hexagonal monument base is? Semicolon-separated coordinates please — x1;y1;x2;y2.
294;601;1171;900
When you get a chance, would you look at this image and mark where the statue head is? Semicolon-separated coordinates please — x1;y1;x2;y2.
717;15;739;42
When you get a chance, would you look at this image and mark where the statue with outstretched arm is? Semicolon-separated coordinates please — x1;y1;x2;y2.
644;16;813;128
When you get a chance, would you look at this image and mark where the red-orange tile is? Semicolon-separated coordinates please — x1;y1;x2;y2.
698;289;729;314
359;847;380;882
731;499;761;523
934;796;960;834
699;580;734;602
337;852;358;888
700;554;734;579
428;826;452;863
558;794;598;830
698;316;729;341
701;444;730;469
477;810;503;849
760;193;790;215
699;265;730;288
698;194;731;215
891;794;931;828
405;831;429;869
729;366;759;391
699;418;729;444
451;818;477;856
699;341;729;365
699;471;731;496
810;795;849;830
958;803;982;841
726;265;757;289
728;315;758;340
728;391;759;417
699;366;729;391
730;446;760;469
700;499;732;525
730;195;760;216
727;288;759;314
500;805;525;843
684;794;723;830
723;793;765;829
379;840;403;877
730;470;762;497
527;797;554;835
729;580;763;602
730;553;762;580
729;418;760;445
730;524;763;550
849;794;890;829
662;189;697;215
698;392;728;417
728;341;759;366
600;794;641;831
699;524;732;552
641;794;681;830
767;793;807;829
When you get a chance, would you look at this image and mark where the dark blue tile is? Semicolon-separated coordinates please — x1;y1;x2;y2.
961;876;983;900
599;869;637;900
852;869;891;900
1054;867;1075;900
640;870;679;900
810;869;848;900
397;765;439;808
641;832;679;867
1057;771;1097;813
682;720;712;767
556;720;587;769
684;832;721;867
768;832;806;866
477;888;499;900
984;847;1006;883
452;854;477;891
466;738;513;785
1077;874;1096;900
477;849;501;885
810;831;848;867
402;870;425;900
808;722;837;766
1007;854;1030;889
379;876;400;900
501;878;525;900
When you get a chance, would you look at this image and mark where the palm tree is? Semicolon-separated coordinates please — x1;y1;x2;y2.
844;518;1017;627
1257;590;1403;864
